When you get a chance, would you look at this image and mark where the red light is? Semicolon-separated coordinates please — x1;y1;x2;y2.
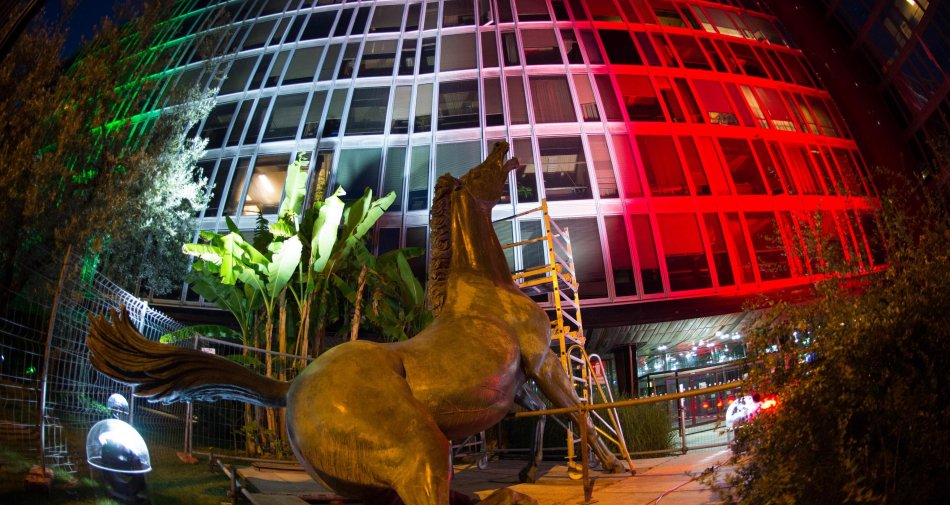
702;402;709;409
716;400;723;408
727;397;735;405
760;397;778;410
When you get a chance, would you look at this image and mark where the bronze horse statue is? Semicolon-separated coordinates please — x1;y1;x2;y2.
87;142;626;505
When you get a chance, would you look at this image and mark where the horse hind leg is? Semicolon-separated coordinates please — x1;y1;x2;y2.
514;383;547;483
531;349;630;475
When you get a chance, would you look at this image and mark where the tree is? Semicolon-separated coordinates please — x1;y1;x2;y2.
0;0;214;302
712;176;950;503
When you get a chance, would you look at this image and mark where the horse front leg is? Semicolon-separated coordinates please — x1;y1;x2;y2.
531;349;629;475
514;383;547;483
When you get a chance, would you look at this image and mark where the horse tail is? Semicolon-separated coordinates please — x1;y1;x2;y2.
87;309;289;408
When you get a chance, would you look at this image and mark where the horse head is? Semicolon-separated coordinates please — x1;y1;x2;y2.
459;141;519;216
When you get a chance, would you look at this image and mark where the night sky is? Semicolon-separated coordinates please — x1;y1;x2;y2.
42;0;120;56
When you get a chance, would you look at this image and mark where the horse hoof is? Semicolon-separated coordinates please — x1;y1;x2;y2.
518;467;538;484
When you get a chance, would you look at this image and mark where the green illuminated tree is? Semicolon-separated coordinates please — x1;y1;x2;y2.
0;0;216;302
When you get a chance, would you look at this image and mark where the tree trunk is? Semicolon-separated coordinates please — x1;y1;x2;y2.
350;265;368;341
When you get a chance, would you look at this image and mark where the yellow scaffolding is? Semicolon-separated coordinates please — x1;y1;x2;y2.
497;200;633;474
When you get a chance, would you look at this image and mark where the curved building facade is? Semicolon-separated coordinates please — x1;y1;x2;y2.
156;0;882;362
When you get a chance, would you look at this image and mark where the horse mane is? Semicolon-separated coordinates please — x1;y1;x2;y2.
427;173;460;317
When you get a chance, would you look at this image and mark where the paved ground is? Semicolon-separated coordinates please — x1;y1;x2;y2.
236;448;732;505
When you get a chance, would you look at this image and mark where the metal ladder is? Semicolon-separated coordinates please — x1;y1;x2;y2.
497;200;633;474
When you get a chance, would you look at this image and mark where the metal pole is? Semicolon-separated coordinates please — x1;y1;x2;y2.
128;301;148;428
38;246;72;474
579;407;592;503
184;334;199;456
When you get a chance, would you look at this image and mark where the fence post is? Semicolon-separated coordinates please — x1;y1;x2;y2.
127;301;149;428
675;372;687;454
183;334;199;456
38;246;72;473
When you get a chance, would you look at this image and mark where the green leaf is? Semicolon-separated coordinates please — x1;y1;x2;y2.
182;242;224;264
225;215;241;234
279;160;308;218
224;354;265;368
311;187;345;273
160;325;243;343
266;236;302;299
269;220;296;238
395;251;425;306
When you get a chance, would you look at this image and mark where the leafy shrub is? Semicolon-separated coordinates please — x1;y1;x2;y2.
612;399;675;455
713;182;950;504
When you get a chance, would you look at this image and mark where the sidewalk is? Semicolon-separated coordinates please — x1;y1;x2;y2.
236;448;731;505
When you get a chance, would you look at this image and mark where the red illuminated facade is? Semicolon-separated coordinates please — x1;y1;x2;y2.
154;0;882;360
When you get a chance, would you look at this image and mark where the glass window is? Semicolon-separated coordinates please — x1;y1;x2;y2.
482;32;499;67
718;138;767;194
631;215;662;294
205;158;232;218
438;80;479;130
408;145;430;211
399;39;417;74
423;0;439;29
226;101;251;147
678;137;710;195
383;147;406;209
636;136;689;196
262;93;306;142
419;38;437;73
654;2;686;27
496;0;514;22
436;141;482;178
611;135;642;197
338;42;359;78
312;149;334;200
778;52;814;87
669;35;710;70
515;0;550;21
566;0;587;20
519;220;544;270
336;148;382;199
440;33;477;71
414;83;433;132
442;0;475;26
512;138;538;202
729;42;767;78
579;29;603;64
724;83;755;127
406;226;428;283
635;33;661;66
598;30;643;65
539;137;591;201
369;4;404;33
406;3;421;31
301;11;336;40
561;29;583;64
766;141;796;194
346;87;390;136
323;89;347;137
573;74;599;121
589;135;618;198
604;216;635;296
751;139;784;195
703;214;734;287
783;144;822;195
391;86;411;134
558;218;607;298
484;78;504;127
595;75;622;121
807;97;840;137
247;54;274;90
693;80;737;125
746;212;791;280
522;29;562;65
530;76;576;123
358;40;397;77
655;77;686;123
832;148;866;196
202;102;238;148
265;51;289;87
501;32;520;66
242;21;275;50
479;0;494;23
242;98;270;147
225;157;252;216
301;90;327;138
658;214;712;291
617;75;664;122
220;57;255;94
588;0;621;21
351;7;370;35
650;34;678;67
317;44;341;81
724;213;755;283
506;76;529;124
377;228;400;256
242;154;290;215
755;87;795;131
